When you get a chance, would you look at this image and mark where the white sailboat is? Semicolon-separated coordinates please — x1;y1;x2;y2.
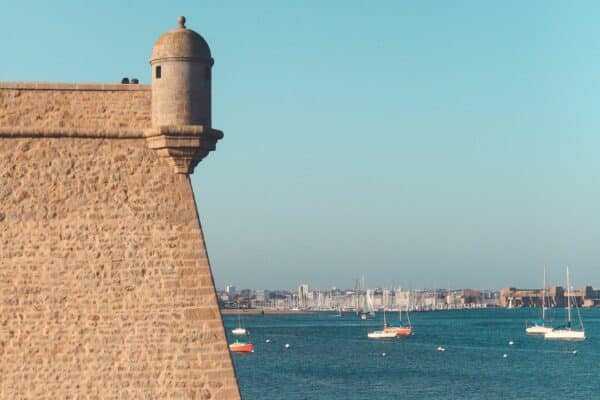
231;312;247;335
525;267;553;335
544;266;585;341
368;309;397;339
360;287;376;320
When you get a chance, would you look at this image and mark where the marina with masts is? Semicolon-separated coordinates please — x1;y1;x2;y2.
220;275;600;314
220;282;501;313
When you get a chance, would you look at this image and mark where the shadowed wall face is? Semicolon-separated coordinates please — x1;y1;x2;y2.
0;137;239;399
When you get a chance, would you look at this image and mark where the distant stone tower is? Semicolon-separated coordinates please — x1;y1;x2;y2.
0;17;239;399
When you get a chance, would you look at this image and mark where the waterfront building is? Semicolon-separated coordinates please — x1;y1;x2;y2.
255;289;266;303
226;285;237;296
298;283;310;308
395;289;411;309
500;286;600;308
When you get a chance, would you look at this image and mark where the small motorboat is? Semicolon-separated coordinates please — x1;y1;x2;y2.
229;341;254;353
360;312;374;320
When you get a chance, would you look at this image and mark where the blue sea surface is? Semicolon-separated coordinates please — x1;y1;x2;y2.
225;308;600;399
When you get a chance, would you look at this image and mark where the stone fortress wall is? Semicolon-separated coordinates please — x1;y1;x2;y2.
0;18;240;400
0;83;151;135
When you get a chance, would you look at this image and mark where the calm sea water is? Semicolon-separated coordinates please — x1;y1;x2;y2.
224;308;600;399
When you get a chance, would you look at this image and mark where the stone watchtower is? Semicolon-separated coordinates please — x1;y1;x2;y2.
148;16;223;174
151;16;213;128
0;18;240;399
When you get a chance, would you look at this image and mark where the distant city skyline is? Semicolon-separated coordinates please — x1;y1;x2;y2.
219;285;501;312
3;1;600;289
218;282;600;311
218;275;596;294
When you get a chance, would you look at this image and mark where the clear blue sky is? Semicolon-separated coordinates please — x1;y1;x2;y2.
2;1;600;291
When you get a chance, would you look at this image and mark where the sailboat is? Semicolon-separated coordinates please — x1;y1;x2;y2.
231;312;247;335
525;267;553;335
384;288;412;336
360;288;376;320
368;309;397;339
544;266;585;341
229;340;254;353
385;306;413;336
354;278;362;317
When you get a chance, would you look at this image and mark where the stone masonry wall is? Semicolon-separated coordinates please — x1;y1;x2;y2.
0;84;151;136
0;137;240;399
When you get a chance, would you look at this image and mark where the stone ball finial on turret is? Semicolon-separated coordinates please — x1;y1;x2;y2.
150;16;214;128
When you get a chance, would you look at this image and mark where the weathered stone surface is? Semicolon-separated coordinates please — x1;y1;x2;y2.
0;138;240;399
146;126;224;174
0;17;236;398
0;83;151;134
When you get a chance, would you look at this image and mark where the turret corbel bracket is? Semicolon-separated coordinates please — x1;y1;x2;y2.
145;125;223;174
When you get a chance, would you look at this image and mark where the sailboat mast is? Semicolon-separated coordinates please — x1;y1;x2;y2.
542;266;546;321
405;292;412;327
355;278;360;315
398;287;402;323
566;266;571;325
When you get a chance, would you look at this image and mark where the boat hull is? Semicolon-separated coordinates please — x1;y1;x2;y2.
544;329;586;341
368;330;397;340
385;327;412;336
525;325;553;335
229;342;254;352
232;328;247;335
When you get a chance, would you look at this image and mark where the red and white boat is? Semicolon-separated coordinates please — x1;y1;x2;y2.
384;326;412;336
229;341;254;353
385;298;413;337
